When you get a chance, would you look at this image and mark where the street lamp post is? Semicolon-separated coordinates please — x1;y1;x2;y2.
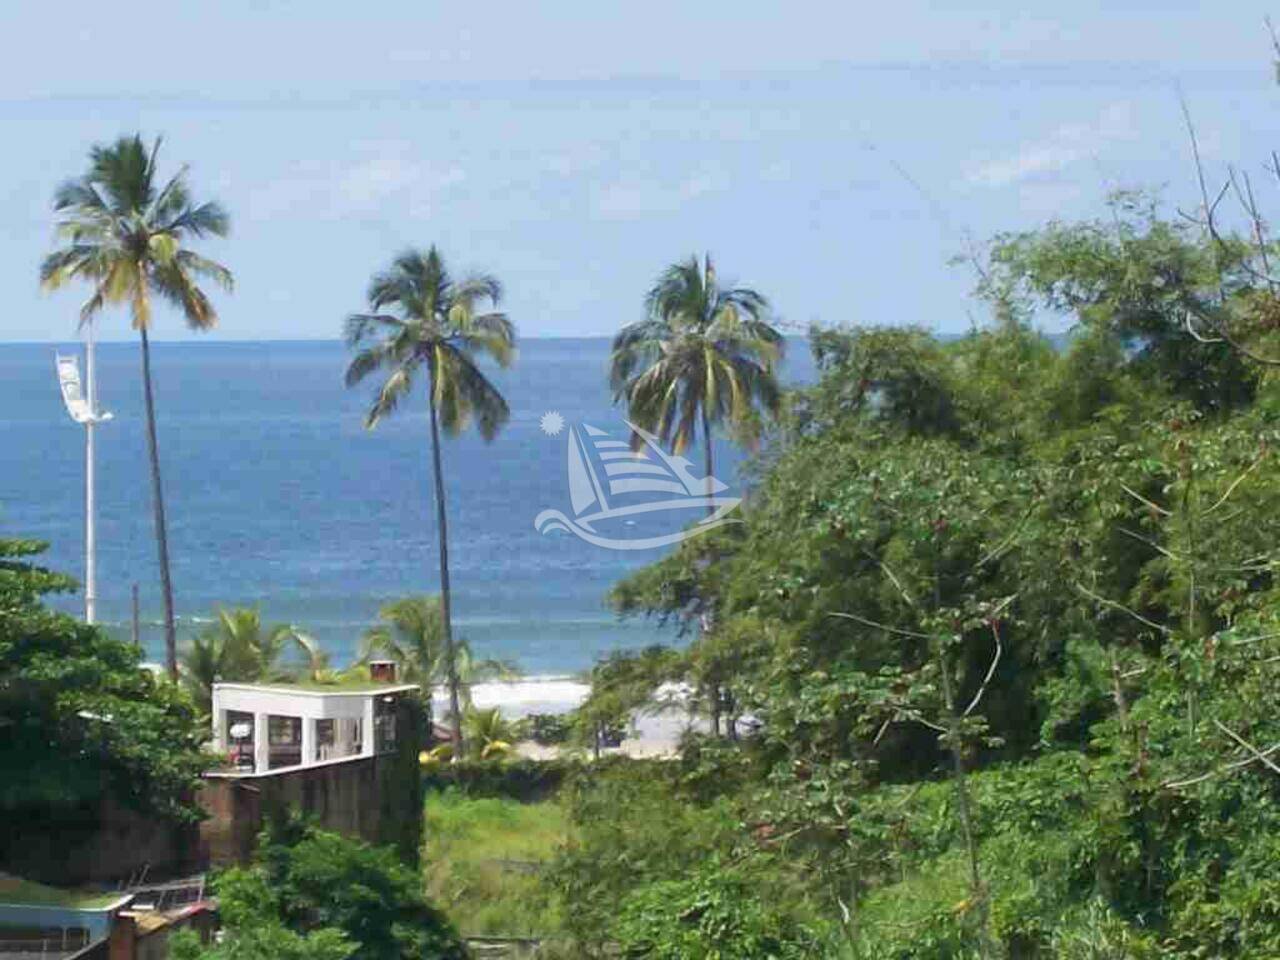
55;320;113;623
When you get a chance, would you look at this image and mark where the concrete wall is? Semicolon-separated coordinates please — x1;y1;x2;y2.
199;754;390;866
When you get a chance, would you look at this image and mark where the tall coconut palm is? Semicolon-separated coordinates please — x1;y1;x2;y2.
610;254;783;515
180;606;325;714
360;596;519;717
344;249;515;752
40;135;232;679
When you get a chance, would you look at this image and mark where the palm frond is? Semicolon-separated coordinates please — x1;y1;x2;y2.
365;365;416;428
345;247;514;442
42;133;233;338
151;259;218;330
458;312;516;367
613;254;783;448
174;250;233;291
453;274;503;310
439;344;510;441
164;201;230;239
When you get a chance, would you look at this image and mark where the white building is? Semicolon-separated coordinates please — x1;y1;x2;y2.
210;679;419;774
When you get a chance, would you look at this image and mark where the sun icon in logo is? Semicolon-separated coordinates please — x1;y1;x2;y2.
539;411;566;436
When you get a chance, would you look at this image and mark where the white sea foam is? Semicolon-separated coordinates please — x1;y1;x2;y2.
429;676;590;717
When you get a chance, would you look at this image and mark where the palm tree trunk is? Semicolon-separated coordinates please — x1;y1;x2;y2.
427;383;465;756
700;404;728;736
702;405;715;519
139;326;178;680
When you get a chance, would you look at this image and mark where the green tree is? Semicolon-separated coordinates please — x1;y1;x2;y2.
40;134;233;679
359;595;518;715
980;191;1258;414
0;538;208;872
261;817;467;960
171;870;352;960
180;607;326;714
610;254;783;510
344;248;515;753
571;646;681;758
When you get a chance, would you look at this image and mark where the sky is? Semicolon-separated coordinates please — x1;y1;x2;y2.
0;1;1277;342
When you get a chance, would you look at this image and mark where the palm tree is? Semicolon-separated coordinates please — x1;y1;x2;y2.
40;135;232;679
609;254;783;515
180;606;324;714
344;249;515;753
462;706;519;760
360;595;519;722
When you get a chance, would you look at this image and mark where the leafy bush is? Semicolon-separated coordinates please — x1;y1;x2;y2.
614;862;829;959
181;815;467;960
527;712;573;745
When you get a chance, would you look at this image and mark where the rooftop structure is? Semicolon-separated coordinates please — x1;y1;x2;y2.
210;672;419;775
0;874;132;960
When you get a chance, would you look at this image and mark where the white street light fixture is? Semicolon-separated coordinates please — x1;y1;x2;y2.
55;318;113;623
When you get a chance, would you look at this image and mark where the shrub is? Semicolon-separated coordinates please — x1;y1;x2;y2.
614;862;829;959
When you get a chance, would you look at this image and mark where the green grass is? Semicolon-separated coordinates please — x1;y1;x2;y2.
423;788;568;937
0;875;124;909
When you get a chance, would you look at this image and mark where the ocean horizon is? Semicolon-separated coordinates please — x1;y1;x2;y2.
1;337;814;674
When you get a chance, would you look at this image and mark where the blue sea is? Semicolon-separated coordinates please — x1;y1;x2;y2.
0;338;814;673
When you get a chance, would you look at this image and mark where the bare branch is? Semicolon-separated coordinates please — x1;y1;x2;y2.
1117;526;1181;561
1224;630;1280;647
862;551;917;609
1074;582;1171;635
1214;719;1280;777
962;618;1004;718
1120;483;1171;516
828;610;932;640
1163;740;1280;789
1203;451;1267;516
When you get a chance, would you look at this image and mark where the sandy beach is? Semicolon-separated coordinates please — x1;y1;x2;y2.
430;678;710;759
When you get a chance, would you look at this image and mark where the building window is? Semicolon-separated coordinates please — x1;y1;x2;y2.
374;696;398;753
226;710;255;770
315;718;334;761
268;715;302;769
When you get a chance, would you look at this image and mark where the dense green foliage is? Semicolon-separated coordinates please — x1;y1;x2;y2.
180;606;326;713
179;816;466;960
558;199;1280;957
421;757;581;803
0;539;208;835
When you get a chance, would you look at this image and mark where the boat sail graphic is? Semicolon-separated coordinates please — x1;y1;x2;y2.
536;421;740;551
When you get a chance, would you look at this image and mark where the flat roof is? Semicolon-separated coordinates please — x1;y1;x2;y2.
212;680;419;697
0;875;128;911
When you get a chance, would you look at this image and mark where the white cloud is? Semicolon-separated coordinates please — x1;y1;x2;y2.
967;101;1139;188
246;142;465;221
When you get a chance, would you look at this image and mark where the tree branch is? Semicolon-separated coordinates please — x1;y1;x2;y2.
1074;582;1171;635
1214;719;1280;777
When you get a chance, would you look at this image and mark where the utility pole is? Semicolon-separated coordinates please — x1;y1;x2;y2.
131;583;141;648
